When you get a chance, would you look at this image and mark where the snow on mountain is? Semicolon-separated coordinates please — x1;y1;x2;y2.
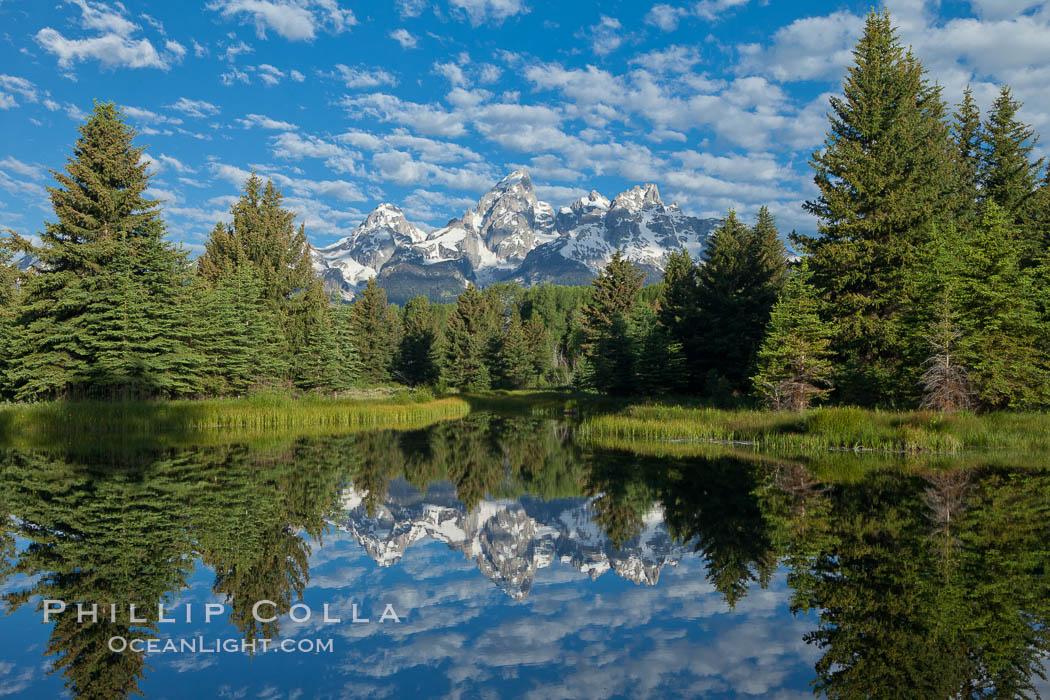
312;169;720;303
330;479;693;600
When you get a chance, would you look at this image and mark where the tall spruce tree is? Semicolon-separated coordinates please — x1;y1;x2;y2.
494;307;534;390
752;261;835;410
979;86;1043;224
656;248;700;390
443;285;495;391
580;251;644;395
952;87;982;227
8;102;196;400
330;303;363;391
350;278;399;383
397;295;440;386
695;208;788;398
797;10;954;405
956;204;1048;408
197;173;315;302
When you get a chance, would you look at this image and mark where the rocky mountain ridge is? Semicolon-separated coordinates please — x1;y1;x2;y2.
330;479;695;600
312;169;720;304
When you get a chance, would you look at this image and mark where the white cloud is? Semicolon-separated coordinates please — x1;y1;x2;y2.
342;93;466;138
155;153;196;174
70;0;138;36
629;45;701;74
206;0;356;41
169;97;220;118
581;15;623;56
338;127;482;163
165;40;187;59
646;0;748;30
968;0;1046;20
192;39;209;57
0;157;44;180
334;64;398;89
434;61;469;87
35;0;184;71
269;132;358;173
220;66;251;85
257;63;285;85
395;0;428;17
645;4;686;32
35;29;178;70
694;0;748;21
390;28;418;49
221;40;254;61
735;11;863;82
121;105;184;125
237;113;298;130
448;0;528;26
0;75;38;108
290;69;305;81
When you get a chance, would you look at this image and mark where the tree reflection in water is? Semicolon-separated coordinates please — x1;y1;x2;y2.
1;414;1048;698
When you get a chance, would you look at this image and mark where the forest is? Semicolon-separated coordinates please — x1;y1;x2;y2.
1;10;1049;412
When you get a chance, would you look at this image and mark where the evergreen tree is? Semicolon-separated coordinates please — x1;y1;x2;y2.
797;10;955;405
293;284;343;393
330;304;363;391
191;263;289;395
952;87;982;227
695;208;788;398
637;305;687;395
0;241;24;398
493;308;534;389
197;173;315;303
752;261;835;410
443;285;495;391
9;102;197;400
580;251;644;394
397;295;440;386
956;204;1048;408
979;86;1043;225
523;316;552;386
656;248;700;390
349;278;398;383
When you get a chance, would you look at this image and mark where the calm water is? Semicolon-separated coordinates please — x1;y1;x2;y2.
1;413;1048;699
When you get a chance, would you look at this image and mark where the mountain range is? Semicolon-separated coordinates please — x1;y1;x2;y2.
330;479;695;600
312;169;721;305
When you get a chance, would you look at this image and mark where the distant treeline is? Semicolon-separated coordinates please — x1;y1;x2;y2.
2;10;1049;410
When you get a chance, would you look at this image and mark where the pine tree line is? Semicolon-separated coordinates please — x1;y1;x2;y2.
0;102;588;400
573;10;1050;412
4;9;1050;416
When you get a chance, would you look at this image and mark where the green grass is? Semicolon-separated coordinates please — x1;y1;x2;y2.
577;402;1050;453
0;390;470;449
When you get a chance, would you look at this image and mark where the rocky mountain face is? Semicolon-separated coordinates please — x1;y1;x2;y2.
312;169;720;304
330;479;694;600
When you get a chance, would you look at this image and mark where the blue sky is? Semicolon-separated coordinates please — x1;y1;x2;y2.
1;0;1050;253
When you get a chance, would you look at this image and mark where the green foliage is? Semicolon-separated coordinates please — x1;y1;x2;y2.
350;278;401;383
579;251;645;395
196;172;315;304
443;285;496;391
8;102;199;400
397;295;441;386
695;208;788;397
752;261;835;410
955;204;1048;408
979;86;1044;225
797;10;955;405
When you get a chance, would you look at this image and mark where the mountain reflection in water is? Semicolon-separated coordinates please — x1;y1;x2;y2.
0;412;1048;699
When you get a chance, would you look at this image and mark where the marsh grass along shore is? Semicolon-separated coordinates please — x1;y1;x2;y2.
2;389;1048;456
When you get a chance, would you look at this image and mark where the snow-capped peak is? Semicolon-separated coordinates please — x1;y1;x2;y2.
572;190;611;213
611;183;663;212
